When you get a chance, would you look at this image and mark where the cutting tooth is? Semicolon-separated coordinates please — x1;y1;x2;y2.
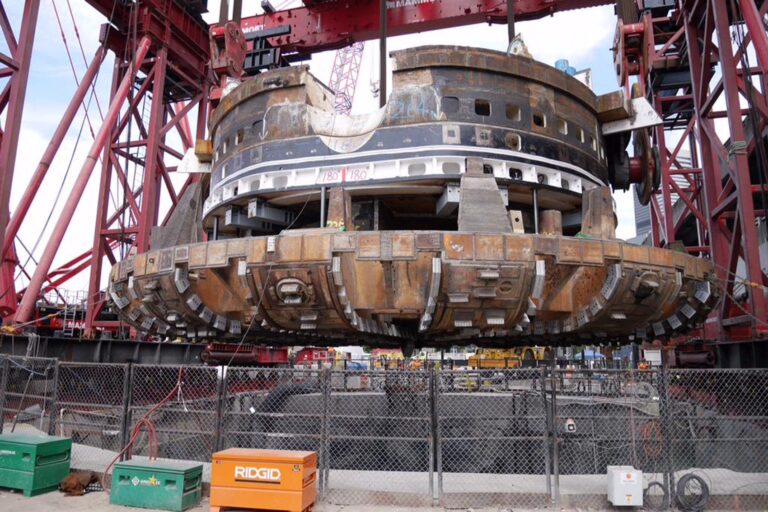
667;314;683;330
532;259;546;299
186;294;203;312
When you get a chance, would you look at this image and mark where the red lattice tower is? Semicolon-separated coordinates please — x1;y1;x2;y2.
617;0;768;345
328;42;365;114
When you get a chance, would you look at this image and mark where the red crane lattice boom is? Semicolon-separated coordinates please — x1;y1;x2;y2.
328;42;365;114
0;0;40;317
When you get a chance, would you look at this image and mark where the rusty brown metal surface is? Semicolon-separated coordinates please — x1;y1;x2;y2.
595;90;630;122
107;46;716;349
580;186;618;239
109;229;717;347
540;210;563;236
390;46;599;113
203;46;613;237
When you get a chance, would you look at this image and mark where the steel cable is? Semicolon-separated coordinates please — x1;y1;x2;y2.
676;472;710;511
643;480;670;511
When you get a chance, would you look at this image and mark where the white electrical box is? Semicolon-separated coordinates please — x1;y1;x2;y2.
607;466;643;507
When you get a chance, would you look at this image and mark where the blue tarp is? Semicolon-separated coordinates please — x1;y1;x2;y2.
574;349;606;360
613;345;633;360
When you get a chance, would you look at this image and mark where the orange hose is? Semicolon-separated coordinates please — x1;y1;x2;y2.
641;420;663;460
101;368;184;492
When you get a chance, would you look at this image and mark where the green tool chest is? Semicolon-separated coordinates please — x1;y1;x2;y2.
0;433;72;496
110;459;203;511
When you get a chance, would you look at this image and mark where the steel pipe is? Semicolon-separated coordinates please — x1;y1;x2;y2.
14;36;152;324
379;0;387;108
2;45;107;258
740;0;768;74
0;0;41;262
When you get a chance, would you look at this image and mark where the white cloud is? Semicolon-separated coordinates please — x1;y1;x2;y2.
519;7;616;65
614;189;636;240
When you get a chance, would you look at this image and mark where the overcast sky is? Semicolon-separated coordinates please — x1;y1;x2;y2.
3;1;635;293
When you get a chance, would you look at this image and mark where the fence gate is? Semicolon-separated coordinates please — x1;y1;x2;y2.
323;369;434;507
436;368;550;509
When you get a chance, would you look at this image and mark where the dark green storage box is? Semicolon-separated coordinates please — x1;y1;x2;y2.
110;459;203;511
0;433;72;496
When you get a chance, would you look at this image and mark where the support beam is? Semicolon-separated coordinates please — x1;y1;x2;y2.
136;48;169;251
739;0;768;74
217;0;612;57
2;45;107;258
0;0;40;262
712;0;767;326
14;35;152;324
378;0;387;108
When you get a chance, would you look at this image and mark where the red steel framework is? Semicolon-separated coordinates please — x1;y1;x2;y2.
0;0;767;349
211;0;611;54
0;0;40;317
617;0;768;343
3;0;211;334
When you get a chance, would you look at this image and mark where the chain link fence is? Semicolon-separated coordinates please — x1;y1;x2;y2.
0;355;767;509
50;363;129;471
220;367;325;470
0;356;57;435
126;365;220;481
324;369;433;506
550;368;669;509
436;368;550;508
665;369;768;510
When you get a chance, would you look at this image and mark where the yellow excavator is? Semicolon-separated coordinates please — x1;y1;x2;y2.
468;347;551;369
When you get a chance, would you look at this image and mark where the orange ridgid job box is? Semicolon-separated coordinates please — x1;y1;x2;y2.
210;448;317;512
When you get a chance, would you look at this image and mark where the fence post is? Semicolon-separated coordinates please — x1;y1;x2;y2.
47;360;61;435
540;367;552;503
0;357;8;434
213;365;228;452
658;365;675;505
119;363;133;461
549;365;560;505
428;365;437;504
319;367;331;497
435;366;444;504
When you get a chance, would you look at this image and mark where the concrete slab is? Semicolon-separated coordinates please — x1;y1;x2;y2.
0;490;510;512
1;488;761;512
5;423;768;511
